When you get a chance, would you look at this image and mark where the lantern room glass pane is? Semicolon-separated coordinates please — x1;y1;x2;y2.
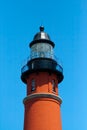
30;43;54;59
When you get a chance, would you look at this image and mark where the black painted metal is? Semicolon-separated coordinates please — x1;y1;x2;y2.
21;58;63;84
29;26;55;47
29;39;55;48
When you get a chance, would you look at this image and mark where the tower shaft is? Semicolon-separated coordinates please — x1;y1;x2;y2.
24;72;62;130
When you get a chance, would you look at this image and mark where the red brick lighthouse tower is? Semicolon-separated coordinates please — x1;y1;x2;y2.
21;26;64;130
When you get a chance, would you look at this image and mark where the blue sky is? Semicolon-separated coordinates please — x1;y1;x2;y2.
0;0;87;130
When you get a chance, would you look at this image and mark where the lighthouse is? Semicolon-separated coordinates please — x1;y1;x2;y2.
21;26;64;130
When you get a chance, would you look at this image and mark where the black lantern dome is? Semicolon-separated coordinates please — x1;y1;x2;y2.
33;26;50;41
21;26;64;84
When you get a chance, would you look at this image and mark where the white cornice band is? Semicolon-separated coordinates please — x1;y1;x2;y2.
23;93;62;104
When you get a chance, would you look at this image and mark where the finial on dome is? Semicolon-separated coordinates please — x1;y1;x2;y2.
40;26;44;32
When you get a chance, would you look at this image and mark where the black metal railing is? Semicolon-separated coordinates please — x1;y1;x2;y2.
21;59;63;74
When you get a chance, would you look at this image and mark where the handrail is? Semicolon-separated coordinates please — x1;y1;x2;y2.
21;54;63;68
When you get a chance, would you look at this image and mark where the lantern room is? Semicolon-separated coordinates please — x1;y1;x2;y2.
21;26;63;84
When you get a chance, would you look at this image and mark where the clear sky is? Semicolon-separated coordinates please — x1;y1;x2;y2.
0;0;87;130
